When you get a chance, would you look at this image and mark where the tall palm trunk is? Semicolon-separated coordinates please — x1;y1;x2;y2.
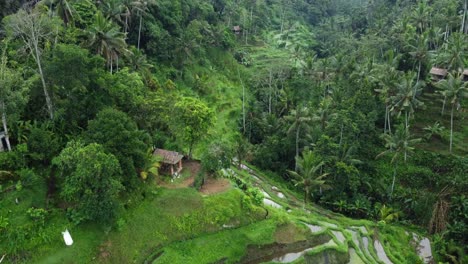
441;96;446;115
450;104;454;153
390;165;396;199
137;12;143;50
1;101;12;151
295;127;300;171
387;109;392;134
384;105;388;133
461;0;467;33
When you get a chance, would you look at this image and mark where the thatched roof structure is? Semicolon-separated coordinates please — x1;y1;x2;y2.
153;149;183;165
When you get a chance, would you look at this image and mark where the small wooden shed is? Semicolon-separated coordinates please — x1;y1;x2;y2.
429;67;448;81
153;148;184;175
232;25;242;34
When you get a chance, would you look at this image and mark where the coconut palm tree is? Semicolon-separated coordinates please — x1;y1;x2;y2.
288;150;330;205
409;1;431;34
312;97;337;131
435;74;468;153
438;33;467;76
390;73;424;129
408;33;429;83
86;12;128;73
377;125;421;198
285;106;311;171
372;51;401;134
43;0;75;26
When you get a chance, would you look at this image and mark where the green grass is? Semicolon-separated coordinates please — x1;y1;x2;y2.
103;187;264;263
153;219;277;264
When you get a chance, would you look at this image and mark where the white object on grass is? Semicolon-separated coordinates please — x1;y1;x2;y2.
62;229;73;246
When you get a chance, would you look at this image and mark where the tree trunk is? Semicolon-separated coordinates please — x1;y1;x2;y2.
34;42;53;119
384;105;388;133
304;187;309;205
295;127;300;171
1;101;12;151
461;0;467;33
390;165;396;199
387;109;392;134
450;104;454;153
441;96;446;115
339;122;344;147
138;12;143;50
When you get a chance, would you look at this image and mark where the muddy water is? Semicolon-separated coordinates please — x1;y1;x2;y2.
270;248;314;263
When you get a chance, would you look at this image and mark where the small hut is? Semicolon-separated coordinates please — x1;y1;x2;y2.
429;67;448;82
232;25;242;35
153;149;184;175
462;69;468;82
0;131;6;152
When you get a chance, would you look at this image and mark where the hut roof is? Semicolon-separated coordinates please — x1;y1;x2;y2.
233;26;241;31
430;67;448;76
153;149;183;165
463;69;468;76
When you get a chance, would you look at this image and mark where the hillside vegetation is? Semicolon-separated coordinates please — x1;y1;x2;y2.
0;0;467;263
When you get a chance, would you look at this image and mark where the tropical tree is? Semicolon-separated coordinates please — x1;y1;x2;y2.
43;0;75;26
408;33;429;82
409;1;431;34
377;125;421;198
285;105;311;171
437;33;467;76
288;149;330;205
313;97;337;131
435;74;468;153
5;9;57;119
86;11;128;73
53;141;123;224
85;108;150;186
390;73;424;129
172;97;215;159
372;52;401;134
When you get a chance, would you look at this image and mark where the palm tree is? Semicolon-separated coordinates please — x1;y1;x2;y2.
435;74;468;153
372;52;401;134
99;0;124;26
44;0;75;26
409;1;431;34
377;125;421;198
438;33;467;76
390;73;424;129
86;12;128;73
285;106;311;171
408;33;429;83
312;97;337;131
288;150;330;205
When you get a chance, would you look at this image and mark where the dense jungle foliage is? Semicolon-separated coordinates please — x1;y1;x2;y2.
0;0;467;263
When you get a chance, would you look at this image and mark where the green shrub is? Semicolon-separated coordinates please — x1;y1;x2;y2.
193;171;205;190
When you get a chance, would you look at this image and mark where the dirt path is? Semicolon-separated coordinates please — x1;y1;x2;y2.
200;177;231;195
